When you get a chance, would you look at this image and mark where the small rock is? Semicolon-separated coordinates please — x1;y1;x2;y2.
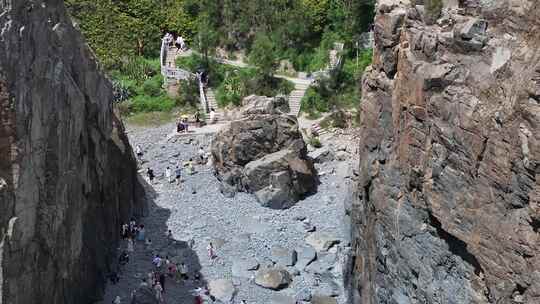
296;245;317;270
311;295;337;304
255;268;292;290
270;294;296;304
306;231;340;252
232;258;260;278
271;246;298;267
293;215;307;221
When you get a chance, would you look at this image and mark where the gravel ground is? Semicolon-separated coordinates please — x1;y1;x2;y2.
102;122;357;304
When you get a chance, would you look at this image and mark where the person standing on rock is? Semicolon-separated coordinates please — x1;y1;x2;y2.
165;167;173;183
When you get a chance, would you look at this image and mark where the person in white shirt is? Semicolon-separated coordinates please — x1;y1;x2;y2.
165;166;173;183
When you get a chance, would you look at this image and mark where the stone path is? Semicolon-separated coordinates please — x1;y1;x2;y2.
102;122;356;304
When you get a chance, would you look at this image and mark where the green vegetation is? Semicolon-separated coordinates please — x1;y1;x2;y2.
176;54;294;107
301;48;372;116
66;0;376;116
424;0;443;25
308;136;322;148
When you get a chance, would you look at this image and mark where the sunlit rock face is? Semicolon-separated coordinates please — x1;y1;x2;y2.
348;0;540;303
0;1;144;303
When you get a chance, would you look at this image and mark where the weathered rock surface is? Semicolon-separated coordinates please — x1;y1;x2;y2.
349;0;540;303
255;268;292;290
0;1;144;303
270;246;297;267
306;231;340;252
209;279;236;303
212;95;317;208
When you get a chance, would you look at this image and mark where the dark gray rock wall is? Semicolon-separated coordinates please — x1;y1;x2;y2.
0;1;144;303
349;0;540;303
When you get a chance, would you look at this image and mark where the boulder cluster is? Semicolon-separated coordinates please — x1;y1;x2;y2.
211;95;318;209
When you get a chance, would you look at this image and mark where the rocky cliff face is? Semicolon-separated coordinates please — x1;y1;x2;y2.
349;0;540;303
0;1;144;303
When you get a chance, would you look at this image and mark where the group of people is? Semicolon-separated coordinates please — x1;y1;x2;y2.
163;32;186;53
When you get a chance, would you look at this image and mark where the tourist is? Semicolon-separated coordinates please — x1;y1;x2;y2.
175;36;184;53
175;263;183;283
167;261;177;278
108;271;120;284
207;242;215;262
121;223;128;239
167;230;173;243
113;296;121;304
209;108;216;124
182;118;189;133
153;255;163;269
135;145;143;160
197;147;206;164
137;224;145;242
154;281;164;302
184;158;194;175
147;272;154;286
175;165;182;185
187;237;195;249
241;300;247;304
179;262;188;280
159;272;166;292
119;251;129;265
127;237;134;252
165;166;173;183
176;118;185;133
147;167;155;182
145;238;152;251
194;110;201;125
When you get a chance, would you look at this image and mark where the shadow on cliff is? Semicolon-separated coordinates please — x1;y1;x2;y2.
102;176;208;303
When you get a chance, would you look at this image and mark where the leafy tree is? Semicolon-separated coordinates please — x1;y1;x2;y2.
248;33;277;77
195;12;219;67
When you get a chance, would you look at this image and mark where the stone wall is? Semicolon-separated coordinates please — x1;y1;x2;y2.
0;1;145;303
349;0;540;303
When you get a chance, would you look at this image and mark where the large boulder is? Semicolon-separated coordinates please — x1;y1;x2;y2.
255;268;292;290
212;96;317;208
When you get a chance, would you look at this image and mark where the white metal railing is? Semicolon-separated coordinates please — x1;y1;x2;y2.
160;37;193;82
198;75;208;113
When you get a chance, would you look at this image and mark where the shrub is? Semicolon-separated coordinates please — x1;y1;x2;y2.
177;78;200;108
142;75;163;97
119;57;159;82
424;0;443;25
130;95;176;113
308;136;322;148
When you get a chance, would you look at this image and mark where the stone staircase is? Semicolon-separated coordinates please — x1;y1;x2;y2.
288;81;311;116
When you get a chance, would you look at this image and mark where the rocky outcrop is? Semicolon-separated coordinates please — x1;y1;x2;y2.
212;95;317;209
349;0;540;303
0;1;144;303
